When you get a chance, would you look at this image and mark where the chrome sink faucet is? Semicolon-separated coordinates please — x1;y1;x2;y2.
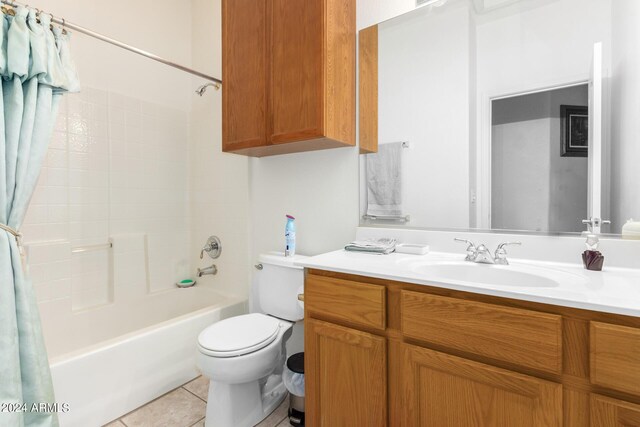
454;238;521;265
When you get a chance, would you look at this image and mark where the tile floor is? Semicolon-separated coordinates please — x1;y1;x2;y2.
103;376;291;427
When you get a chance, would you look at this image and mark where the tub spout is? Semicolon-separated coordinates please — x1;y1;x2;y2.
197;264;218;277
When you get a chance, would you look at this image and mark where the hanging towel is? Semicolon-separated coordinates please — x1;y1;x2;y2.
366;142;403;216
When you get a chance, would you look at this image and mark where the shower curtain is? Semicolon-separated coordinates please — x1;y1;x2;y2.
0;7;79;427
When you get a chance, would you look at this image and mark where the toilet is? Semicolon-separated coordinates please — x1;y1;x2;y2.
197;252;306;427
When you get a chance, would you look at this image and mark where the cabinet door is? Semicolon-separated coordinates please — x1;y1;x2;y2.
401;344;562;426
222;0;268;150
306;318;386;426
270;0;324;144
591;394;640;426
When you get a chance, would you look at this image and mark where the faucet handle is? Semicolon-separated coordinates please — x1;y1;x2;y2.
494;241;521;264
454;238;477;261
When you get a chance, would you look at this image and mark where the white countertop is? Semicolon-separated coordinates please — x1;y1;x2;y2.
296;250;640;318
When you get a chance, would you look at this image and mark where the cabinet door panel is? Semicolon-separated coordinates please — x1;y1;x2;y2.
402;344;562;427
222;0;268;150
590;321;640;395
591;394;640;426
306;318;386;426
270;0;324;144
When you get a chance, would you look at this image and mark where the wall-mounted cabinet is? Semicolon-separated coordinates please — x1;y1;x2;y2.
222;0;355;157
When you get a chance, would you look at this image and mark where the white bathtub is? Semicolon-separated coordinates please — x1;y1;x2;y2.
47;287;247;427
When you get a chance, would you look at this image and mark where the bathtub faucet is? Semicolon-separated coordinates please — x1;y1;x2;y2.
197;264;218;277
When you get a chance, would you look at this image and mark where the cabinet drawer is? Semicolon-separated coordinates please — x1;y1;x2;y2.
401;291;562;374
590;321;640;395
305;274;385;330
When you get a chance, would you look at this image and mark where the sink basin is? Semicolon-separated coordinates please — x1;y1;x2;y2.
409;261;585;288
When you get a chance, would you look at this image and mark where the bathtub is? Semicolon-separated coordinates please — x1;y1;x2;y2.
45;287;248;427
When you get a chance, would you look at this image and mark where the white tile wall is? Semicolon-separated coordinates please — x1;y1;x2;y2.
23;86;191;310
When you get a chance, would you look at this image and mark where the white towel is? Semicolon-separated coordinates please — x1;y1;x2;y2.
345;238;397;254
366;142;403;216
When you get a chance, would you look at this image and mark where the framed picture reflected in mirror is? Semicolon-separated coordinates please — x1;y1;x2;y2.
561;105;588;157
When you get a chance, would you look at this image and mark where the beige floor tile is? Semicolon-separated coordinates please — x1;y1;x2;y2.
190;419;205;427
103;421;126;427
256;396;289;427
121;388;206;427
184;375;210;402
277;420;292;427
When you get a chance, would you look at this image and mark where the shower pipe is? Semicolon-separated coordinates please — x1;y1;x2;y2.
0;0;222;89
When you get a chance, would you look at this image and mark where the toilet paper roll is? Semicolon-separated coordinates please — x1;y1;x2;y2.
297;285;304;310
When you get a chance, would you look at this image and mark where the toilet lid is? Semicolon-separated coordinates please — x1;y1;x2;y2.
198;313;281;357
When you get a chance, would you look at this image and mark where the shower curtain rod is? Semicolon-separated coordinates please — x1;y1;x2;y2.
0;0;222;86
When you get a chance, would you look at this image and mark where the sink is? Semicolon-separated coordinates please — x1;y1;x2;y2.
409;261;586;288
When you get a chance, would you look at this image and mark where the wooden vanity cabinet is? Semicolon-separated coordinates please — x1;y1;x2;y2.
222;0;355;157
304;269;640;426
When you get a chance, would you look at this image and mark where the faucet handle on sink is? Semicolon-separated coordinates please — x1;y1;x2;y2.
494;242;521;265
454;238;477;261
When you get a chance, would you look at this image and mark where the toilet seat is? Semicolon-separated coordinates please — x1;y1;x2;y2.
198;313;282;358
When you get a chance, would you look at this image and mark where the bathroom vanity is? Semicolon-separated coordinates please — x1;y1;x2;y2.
298;250;640;426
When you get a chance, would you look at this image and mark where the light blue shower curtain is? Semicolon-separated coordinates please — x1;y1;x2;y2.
0;7;79;427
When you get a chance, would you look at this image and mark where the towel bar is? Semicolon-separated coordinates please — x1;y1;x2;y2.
71;243;113;254
362;214;410;222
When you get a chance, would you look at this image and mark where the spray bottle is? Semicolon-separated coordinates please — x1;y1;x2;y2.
285;215;296;257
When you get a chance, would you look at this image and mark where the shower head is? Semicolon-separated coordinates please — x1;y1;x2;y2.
195;82;221;96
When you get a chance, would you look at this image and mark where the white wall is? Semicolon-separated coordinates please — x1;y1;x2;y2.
38;0;194;111
190;0;251;298
610;0;640;232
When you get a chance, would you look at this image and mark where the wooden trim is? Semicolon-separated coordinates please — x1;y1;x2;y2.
358;25;378;154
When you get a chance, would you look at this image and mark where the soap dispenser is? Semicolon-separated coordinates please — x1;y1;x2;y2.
582;233;604;271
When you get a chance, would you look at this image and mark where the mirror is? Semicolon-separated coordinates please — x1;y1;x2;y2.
359;0;640;236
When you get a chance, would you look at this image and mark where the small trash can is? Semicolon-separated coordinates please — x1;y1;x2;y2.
283;352;305;427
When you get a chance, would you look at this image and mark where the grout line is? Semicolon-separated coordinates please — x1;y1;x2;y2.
187;417;205;427
181;386;208;404
115;386;182;422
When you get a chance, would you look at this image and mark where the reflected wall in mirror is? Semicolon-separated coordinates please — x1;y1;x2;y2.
359;0;640;236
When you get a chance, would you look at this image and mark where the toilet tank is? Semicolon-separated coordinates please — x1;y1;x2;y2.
257;252;306;321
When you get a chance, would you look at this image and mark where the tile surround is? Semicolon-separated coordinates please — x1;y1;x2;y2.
23;86;190;311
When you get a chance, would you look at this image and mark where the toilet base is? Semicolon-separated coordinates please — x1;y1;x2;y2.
205;374;287;427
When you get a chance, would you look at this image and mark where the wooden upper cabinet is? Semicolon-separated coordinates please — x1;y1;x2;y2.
222;0;356;157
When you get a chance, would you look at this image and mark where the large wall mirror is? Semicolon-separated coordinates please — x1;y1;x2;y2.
358;0;640;236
